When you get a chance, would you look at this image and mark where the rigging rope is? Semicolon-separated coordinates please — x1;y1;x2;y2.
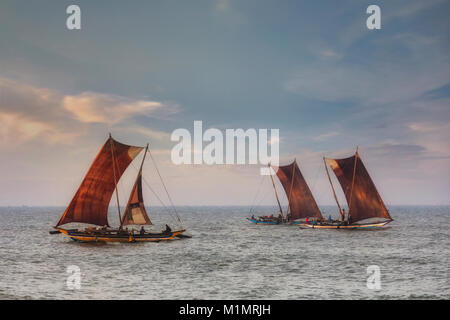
147;148;183;226
249;174;266;215
129;161;176;224
309;161;325;207
310;161;322;194
255;181;275;208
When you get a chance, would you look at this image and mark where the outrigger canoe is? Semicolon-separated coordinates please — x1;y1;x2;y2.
313;148;394;230
52;134;188;243
247;160;324;226
56;227;186;243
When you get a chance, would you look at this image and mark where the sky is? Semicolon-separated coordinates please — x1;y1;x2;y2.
0;0;449;207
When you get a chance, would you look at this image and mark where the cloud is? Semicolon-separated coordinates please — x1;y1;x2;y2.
0;78;80;145
0;77;176;146
408;123;439;133
366;142;427;157
213;0;246;26
318;49;340;59
122;125;170;141
385;0;446;19
215;0;230;12
0;111;58;144
339;0;447;49
313;131;340;142
285;33;450;106
407;121;450;155
268;135;280;145
285;63;370;102
63;92;164;124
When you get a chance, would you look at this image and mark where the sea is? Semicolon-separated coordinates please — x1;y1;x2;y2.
0;206;448;300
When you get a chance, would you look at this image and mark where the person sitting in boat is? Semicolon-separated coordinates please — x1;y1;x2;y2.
268;214;274;219
251;215;255;220
328;215;332;221
277;213;282;223
164;224;172;234
305;217;309;224
140;226;146;235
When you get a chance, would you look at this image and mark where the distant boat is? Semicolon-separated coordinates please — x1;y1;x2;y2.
299;148;393;230
247;160;323;225
51;134;186;242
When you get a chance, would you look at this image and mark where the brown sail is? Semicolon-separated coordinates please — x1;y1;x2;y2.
56;137;143;227
121;169;152;226
276;161;323;220
326;153;392;223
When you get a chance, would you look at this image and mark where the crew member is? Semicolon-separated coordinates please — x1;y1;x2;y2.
340;209;346;221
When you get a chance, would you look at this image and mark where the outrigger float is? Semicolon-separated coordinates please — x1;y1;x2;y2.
51;134;187;243
298;147;393;230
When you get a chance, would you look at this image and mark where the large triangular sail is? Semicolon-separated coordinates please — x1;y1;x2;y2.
326;152;392;223
56;137;143;227
121;146;152;226
276;161;323;220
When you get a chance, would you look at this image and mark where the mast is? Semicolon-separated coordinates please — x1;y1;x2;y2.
269;163;283;216
139;144;149;180
324;157;342;214
286;158;296;219
110;133;122;226
348;146;359;221
120;143;149;227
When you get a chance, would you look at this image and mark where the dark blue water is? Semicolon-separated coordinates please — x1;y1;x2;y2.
0;206;448;299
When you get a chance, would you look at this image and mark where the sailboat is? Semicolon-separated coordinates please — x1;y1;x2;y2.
247;160;323;224
51;134;186;242
299;148;393;229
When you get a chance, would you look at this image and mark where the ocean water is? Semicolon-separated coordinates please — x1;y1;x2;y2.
0;206;448;300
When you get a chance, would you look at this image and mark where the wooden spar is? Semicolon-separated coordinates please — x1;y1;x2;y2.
286;159;296;219
120;143;149;227
268;164;283;216
348;146;359;221
109;134;122;226
324;157;342;214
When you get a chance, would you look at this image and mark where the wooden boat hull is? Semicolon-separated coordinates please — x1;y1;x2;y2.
247;218;307;225
56;228;186;243
247;218;281;225
298;221;391;230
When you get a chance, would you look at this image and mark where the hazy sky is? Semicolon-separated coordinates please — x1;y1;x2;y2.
1;0;449;207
